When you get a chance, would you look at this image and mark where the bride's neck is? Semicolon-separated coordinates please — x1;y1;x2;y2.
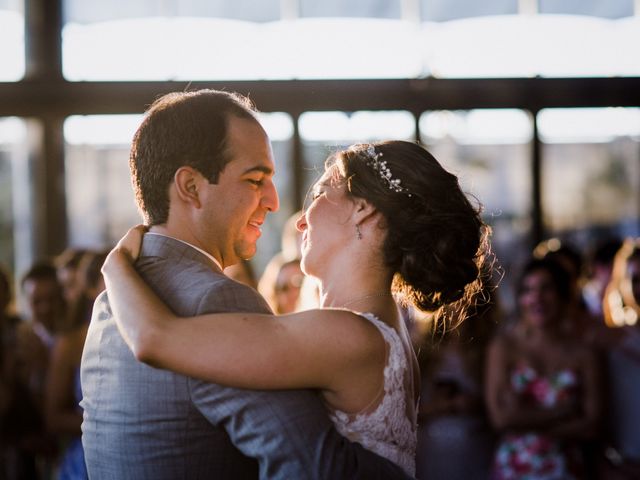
318;267;394;310
313;241;393;308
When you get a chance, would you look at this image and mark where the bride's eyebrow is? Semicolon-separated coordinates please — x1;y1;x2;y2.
311;180;329;195
316;178;331;189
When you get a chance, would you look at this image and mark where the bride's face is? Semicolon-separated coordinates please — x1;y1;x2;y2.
296;170;356;278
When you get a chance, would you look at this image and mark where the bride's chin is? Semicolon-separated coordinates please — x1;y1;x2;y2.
299;254;317;278
299;256;311;276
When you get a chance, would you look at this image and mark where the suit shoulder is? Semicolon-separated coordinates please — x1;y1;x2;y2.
197;278;272;315
136;256;271;315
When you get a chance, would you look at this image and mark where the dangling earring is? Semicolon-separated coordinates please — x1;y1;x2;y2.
355;224;363;240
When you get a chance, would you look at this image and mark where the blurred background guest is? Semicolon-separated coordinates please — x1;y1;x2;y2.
258;254;303;314
54;249;90;312
600;238;640;479
583;238;623;321
224;259;258;290
46;250;108;479
17;262;66;410
4;261;66;478
485;257;602;480
1;264;34;479
416;285;500;480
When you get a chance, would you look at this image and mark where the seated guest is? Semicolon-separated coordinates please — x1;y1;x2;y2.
485;257;602;480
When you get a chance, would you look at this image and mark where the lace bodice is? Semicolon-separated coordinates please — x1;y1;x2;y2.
328;312;417;476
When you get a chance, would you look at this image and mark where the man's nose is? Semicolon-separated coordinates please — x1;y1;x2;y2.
262;179;279;213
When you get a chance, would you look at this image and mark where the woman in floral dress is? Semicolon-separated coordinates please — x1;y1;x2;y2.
485;257;602;479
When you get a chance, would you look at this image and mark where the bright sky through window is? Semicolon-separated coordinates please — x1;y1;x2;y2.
420;109;532;144
299;111;415;141
63;113;294;145
57;15;640;81
0;11;24;80
538;108;640;143
1;9;638;81
0;117;26;142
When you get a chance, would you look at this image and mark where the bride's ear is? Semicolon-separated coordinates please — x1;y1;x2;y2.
352;198;378;225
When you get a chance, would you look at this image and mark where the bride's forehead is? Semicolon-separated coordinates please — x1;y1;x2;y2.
312;173;331;190
313;178;345;195
317;165;344;186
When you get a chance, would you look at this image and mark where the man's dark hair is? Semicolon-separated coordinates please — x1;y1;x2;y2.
130;89;259;225
20;261;59;289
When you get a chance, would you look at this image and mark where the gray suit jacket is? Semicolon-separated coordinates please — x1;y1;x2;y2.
81;234;413;479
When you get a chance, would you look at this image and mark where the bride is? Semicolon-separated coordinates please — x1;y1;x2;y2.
102;140;490;476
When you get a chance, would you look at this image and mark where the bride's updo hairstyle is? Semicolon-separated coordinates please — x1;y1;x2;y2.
327;140;491;325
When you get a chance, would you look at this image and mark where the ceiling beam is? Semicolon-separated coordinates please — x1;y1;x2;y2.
1;77;639;117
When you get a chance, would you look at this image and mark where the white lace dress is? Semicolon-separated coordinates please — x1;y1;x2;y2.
328;312;418;476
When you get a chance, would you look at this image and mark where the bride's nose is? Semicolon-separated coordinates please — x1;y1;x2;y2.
295;212;307;232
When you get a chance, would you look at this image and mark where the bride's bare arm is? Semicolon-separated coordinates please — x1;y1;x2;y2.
102;237;384;394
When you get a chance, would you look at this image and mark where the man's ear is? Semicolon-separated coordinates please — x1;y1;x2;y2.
174;166;202;208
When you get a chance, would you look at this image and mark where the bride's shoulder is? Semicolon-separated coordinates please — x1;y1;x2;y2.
295;308;387;355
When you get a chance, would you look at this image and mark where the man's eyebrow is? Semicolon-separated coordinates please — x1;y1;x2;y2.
242;166;274;175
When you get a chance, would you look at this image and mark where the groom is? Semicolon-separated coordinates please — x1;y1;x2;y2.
80;89;412;479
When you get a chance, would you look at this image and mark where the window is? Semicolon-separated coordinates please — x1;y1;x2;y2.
300;0;401;18
62;1;638;81
64;115;142;250
540;107;640;248
421;0;517;22
539;0;634;18
424;15;640;78
299;110;416;196
0;117;27;277
0;0;24;80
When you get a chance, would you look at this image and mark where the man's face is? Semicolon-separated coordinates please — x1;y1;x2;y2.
22;278;63;332
197;116;279;267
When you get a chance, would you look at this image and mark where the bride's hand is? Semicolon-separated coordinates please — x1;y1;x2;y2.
103;225;147;279
114;224;147;262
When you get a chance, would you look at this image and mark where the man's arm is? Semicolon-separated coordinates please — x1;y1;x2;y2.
192;383;413;480
190;282;414;480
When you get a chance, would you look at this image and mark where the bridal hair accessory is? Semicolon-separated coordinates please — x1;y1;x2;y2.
362;145;410;195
